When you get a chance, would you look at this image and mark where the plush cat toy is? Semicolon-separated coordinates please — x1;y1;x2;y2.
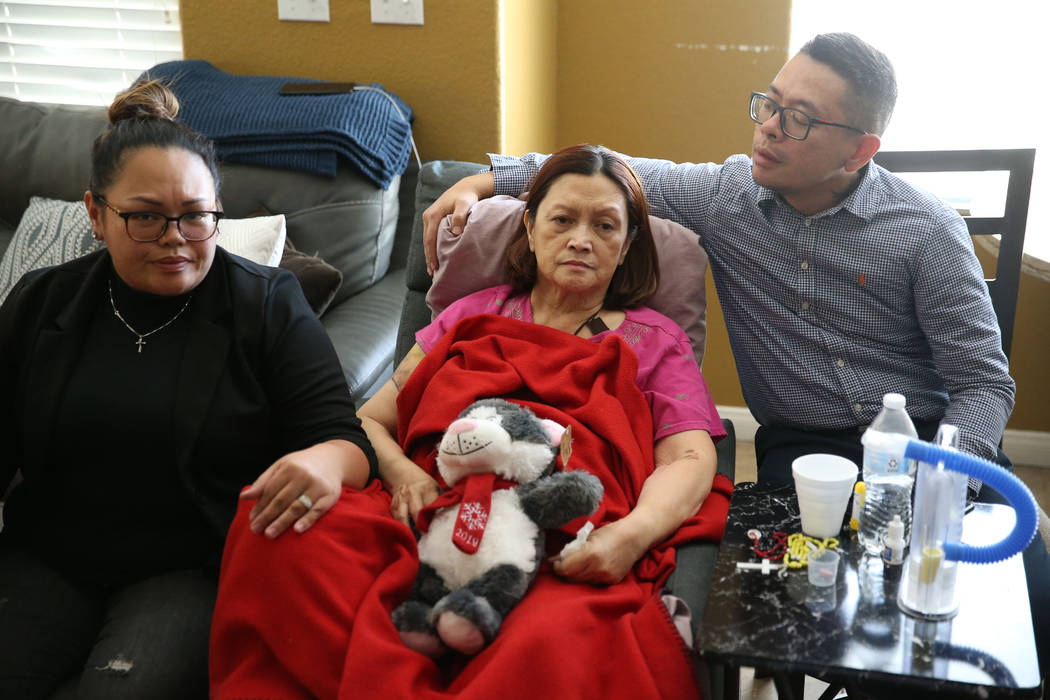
392;398;604;657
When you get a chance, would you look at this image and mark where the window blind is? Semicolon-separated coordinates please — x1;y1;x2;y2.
0;0;182;105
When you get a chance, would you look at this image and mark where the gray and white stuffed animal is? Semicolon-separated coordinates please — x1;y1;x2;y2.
392;398;603;657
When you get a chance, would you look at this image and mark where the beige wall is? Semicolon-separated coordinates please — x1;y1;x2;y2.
179;0;1048;432
551;0;789;409
986;256;1049;431
502;0;558;156
180;0;502;162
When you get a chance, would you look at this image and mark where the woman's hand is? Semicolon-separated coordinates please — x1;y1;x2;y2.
421;171;495;275
388;472;441;528
358;343;440;528
241;441;354;538
551;518;648;585
552;430;717;584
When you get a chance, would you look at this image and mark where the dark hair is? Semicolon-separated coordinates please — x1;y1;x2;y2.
504;144;659;310
89;78;220;196
798;33;897;136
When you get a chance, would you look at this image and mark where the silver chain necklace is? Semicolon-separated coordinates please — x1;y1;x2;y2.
107;280;192;353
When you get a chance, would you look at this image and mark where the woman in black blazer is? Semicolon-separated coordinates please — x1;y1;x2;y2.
0;79;376;700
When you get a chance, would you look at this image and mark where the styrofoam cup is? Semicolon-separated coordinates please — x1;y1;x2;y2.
792;453;858;538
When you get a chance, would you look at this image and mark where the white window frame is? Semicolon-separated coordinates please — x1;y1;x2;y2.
1;0;182;106
790;0;1048;263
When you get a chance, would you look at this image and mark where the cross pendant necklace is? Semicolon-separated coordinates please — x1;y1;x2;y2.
108;280;192;353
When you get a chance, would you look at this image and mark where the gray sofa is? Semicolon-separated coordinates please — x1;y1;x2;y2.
0;100;731;688
0;96;419;403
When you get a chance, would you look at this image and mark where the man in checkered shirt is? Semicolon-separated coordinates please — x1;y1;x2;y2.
424;33;1014;475
421;32;1048;678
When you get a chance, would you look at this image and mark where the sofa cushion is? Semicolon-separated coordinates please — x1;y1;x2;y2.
283;194;397;306
0;99;106;233
323;267;407;403
396;161;488;365
217;167;403;307
426;196;710;365
405;161;489;296
0;197;287;304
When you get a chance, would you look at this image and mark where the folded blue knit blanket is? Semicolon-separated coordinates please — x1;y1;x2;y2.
142;60;414;189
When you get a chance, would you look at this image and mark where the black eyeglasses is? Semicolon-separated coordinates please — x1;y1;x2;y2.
749;92;867;141
94;194;224;242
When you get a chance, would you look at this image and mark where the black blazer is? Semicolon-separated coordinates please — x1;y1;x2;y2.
0;248;375;536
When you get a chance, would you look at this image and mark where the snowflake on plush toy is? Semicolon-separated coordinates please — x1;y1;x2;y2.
391;398;604;657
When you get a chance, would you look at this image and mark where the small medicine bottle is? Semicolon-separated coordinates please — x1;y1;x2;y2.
882;514;906;565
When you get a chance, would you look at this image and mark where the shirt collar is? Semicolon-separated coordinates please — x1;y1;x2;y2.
841;161;881;221
754;162;878;222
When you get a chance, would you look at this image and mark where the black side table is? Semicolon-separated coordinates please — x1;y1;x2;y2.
696;482;1041;699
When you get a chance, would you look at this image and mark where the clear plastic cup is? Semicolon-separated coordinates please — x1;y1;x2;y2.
808;548;840;587
792;453;858;538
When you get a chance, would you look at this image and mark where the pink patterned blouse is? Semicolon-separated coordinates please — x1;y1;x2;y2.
416;285;725;443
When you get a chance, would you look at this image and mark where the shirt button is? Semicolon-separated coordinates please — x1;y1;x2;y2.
836;359;845;367
853;403;863;413
801;301;810;310
801;261;809;270
804;218;813;227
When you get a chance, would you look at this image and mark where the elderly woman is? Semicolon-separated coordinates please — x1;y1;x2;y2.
209;145;732;700
0;80;375;700
368;145;724;582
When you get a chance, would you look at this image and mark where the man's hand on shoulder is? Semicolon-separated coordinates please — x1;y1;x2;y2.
422;171;496;275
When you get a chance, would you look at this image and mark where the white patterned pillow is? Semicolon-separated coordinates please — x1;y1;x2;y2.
0;197;287;305
0;197;102;305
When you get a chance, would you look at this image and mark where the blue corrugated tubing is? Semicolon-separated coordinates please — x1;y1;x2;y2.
904;440;1038;564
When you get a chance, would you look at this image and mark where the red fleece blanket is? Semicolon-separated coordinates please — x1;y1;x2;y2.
210;315;732;700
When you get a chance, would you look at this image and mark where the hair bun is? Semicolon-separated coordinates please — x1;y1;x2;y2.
107;78;180;124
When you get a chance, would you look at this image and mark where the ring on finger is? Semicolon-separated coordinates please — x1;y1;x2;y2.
297;493;314;510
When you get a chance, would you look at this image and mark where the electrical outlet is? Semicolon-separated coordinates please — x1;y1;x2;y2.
278;0;329;22
370;0;423;26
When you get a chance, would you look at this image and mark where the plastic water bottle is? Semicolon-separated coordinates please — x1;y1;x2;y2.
859;393;918;555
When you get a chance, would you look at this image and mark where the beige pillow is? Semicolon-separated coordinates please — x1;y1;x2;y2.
427;196;709;365
216;214;286;266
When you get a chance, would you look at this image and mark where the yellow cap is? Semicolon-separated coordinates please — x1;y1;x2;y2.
849;481;866;530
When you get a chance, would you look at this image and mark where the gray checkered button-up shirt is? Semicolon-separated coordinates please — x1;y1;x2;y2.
491;152;1015;462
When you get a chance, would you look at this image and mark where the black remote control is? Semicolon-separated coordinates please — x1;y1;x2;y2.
279;82;356;96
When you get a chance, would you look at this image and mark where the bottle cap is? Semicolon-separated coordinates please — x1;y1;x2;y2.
883;393;906;410
884;515;907;565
